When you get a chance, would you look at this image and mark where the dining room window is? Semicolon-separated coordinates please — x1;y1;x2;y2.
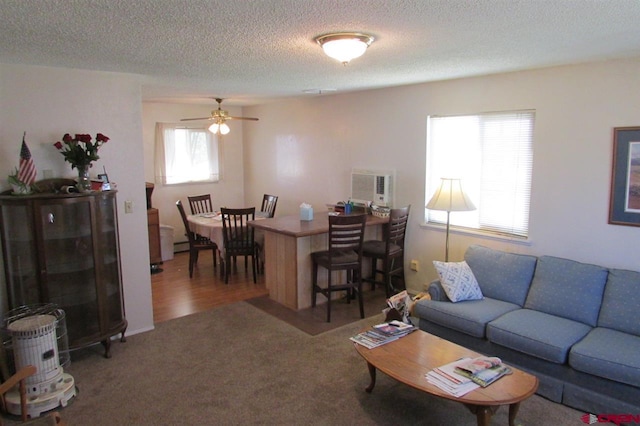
425;110;535;239
155;123;220;185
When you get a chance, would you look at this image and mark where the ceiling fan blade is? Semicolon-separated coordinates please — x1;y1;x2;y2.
180;117;213;121
226;116;259;121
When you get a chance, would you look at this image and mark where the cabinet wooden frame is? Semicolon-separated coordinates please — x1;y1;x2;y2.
0;190;127;358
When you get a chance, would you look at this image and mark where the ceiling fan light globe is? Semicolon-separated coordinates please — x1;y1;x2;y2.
209;123;220;134
220;123;230;135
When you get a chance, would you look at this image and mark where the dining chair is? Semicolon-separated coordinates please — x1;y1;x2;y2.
220;207;257;284
188;194;213;215
255;194;278;274
260;194;278;218
362;205;411;297
176;200;218;278
311;214;367;322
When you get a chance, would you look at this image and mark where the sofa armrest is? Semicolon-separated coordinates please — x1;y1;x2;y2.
427;279;449;301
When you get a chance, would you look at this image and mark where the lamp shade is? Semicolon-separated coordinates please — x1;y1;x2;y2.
426;178;476;212
315;33;374;64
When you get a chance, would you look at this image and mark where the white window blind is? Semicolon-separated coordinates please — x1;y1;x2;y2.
426;110;534;238
155;123;220;185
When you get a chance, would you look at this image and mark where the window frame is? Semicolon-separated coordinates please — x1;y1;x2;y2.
154;122;221;186
425;110;535;240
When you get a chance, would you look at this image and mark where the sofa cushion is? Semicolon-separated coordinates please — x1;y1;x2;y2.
486;309;592;364
570;327;640;387
464;245;537;306
598;268;640;336
432;260;483;302
414;297;520;338
524;256;607;326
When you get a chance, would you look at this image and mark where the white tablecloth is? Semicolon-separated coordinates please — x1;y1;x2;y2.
187;213;266;250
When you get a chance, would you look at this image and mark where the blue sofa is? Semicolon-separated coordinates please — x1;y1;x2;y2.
414;245;640;414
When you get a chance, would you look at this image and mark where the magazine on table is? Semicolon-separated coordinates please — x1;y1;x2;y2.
350;320;416;349
372;320;416;336
350;330;399;349
425;358;479;397
454;357;512;387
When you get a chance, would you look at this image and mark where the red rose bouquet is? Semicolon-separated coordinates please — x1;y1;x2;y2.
54;133;109;169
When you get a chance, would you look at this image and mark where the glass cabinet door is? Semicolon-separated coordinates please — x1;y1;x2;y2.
36;198;100;344
0;190;125;356
94;193;124;332
0;203;39;307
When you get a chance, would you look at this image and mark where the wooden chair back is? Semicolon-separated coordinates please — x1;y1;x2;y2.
188;194;213;215
260;194;279;217
386;205;411;255
176;200;197;245
326;214;367;270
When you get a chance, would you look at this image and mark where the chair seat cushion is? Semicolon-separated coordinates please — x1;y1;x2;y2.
569;327;640;387
487;309;592;364
225;240;254;254
312;249;359;267
361;240;402;257
413;297;520;338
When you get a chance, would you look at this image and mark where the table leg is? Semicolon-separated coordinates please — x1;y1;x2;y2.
464;404;498;426
365;361;377;393
508;402;521;426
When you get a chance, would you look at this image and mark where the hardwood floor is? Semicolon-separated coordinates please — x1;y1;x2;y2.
151;251;268;323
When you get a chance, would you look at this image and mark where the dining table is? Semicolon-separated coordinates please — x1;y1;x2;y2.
186;211;268;252
249;211;388;311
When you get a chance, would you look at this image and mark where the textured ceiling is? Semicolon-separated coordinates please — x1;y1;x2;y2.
2;0;640;106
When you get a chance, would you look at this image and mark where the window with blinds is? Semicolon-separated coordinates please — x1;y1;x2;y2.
426;110;535;238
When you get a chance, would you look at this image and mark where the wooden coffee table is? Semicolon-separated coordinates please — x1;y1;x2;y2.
354;330;538;426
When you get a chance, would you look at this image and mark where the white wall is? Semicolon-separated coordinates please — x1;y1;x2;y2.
141;102;246;240
3;56;639;328
244;57;640;294
0;64;154;336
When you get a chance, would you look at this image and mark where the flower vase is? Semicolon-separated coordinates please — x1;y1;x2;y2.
76;166;91;192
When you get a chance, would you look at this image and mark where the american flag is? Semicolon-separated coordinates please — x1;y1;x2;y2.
17;132;37;185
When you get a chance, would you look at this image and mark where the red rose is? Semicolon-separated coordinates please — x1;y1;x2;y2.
54;141;63;150
96;133;110;143
76;134;92;143
62;134;73;143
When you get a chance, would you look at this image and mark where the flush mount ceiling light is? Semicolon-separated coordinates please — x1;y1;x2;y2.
314;32;374;64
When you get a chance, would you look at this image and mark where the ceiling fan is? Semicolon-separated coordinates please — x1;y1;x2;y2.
180;98;259;135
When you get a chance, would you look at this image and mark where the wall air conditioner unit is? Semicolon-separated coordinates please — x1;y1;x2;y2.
351;169;394;207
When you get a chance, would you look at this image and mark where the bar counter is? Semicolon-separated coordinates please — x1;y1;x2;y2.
250;212;388;310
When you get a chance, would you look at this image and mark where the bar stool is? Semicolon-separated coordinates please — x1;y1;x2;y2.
311;214;367;322
362;205;411;297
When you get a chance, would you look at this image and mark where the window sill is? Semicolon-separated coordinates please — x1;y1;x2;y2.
421;222;532;246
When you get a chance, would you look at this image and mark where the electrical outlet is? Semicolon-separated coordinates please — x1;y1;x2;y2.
410;259;419;271
124;200;133;214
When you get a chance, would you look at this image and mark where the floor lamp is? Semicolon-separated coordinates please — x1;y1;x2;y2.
426;178;476;262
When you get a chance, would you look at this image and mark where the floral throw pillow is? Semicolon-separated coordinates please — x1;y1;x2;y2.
433;260;483;302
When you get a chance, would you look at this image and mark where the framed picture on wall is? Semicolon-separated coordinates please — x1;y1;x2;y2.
609;126;640;226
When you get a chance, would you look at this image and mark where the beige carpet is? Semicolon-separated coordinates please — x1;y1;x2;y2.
5;302;584;425
245;289;390;335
